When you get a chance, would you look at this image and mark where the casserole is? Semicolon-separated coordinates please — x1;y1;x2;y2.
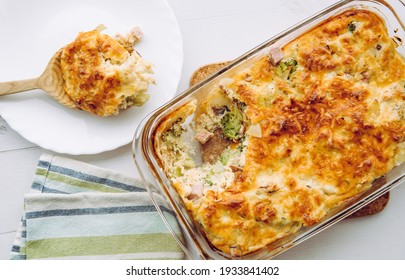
61;27;154;117
133;0;405;259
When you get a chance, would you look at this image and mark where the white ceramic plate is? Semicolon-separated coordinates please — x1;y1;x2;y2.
0;0;183;155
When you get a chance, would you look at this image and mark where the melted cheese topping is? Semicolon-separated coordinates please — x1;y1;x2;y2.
60;29;154;116
154;9;405;257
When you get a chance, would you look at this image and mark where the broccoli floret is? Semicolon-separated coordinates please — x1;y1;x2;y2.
276;58;298;79
348;21;356;32
219;148;233;165
171;118;185;137
220;107;243;140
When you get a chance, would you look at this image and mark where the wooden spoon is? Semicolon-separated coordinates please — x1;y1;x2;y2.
0;49;76;109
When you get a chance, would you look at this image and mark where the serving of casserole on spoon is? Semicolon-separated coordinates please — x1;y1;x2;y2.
0;26;155;117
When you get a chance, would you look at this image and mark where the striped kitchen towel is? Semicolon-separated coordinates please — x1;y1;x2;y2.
10;153;184;260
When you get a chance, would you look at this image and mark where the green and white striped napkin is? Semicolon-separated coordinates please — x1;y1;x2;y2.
10;153;184;260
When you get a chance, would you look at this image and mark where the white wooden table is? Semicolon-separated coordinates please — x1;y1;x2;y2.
1;0;404;260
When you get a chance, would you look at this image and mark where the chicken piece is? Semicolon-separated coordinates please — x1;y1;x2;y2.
195;129;214;144
187;184;204;200
269;47;284;65
114;27;143;52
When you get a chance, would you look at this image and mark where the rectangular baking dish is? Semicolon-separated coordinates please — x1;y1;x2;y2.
133;0;405;260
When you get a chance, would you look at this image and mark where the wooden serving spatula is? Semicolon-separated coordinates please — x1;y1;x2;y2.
0;49;76;109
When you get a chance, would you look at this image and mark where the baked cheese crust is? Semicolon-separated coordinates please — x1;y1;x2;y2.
154;9;405;257
60;28;154;116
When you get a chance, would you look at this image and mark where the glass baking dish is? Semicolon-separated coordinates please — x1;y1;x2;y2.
133;0;405;260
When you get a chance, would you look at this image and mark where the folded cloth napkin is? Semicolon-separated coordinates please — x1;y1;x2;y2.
10;153;184;260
